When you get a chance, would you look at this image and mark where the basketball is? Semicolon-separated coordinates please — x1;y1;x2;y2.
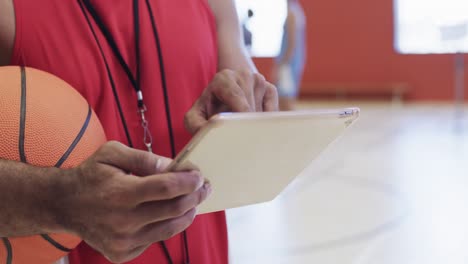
0;66;106;264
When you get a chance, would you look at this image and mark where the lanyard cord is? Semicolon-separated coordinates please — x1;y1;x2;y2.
78;1;189;263
81;0;138;94
144;0;176;158
77;0;134;148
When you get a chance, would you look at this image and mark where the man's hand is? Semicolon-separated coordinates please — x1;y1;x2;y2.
59;141;211;263
185;69;279;134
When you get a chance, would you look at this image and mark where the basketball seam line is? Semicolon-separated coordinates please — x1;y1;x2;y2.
15;68;79;257
54;104;92;168
41;105;92;252
40;235;72;252
19;67;27;163
2;238;12;264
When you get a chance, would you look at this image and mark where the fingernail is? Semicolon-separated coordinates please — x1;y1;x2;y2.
203;182;212;195
155;158;162;171
192;171;204;189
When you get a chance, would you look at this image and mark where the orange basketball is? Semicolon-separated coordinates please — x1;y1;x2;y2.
0;66;107;264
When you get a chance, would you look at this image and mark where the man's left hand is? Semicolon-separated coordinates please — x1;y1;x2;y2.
185;69;279;134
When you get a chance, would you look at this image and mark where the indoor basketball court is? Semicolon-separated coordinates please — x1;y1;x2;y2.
232;0;468;263
1;0;468;263
228;101;468;264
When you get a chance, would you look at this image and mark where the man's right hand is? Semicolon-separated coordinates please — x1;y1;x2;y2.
59;141;210;263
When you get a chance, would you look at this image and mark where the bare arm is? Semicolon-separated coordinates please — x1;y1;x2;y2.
0;141;210;263
0;1;58;238
0;160;66;236
207;0;257;72
0;0;15;66
185;0;278;133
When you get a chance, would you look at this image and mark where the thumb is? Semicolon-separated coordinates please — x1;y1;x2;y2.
184;103;208;135
97;141;173;176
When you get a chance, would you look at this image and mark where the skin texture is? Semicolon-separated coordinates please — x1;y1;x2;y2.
186;0;278;133
0;0;278;262
0;142;211;263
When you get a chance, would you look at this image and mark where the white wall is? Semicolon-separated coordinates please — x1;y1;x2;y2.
236;0;287;57
395;0;468;54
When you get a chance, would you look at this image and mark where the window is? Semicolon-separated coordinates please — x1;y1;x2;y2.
395;0;468;54
236;0;287;57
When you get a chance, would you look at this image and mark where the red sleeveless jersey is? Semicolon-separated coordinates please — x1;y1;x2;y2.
9;0;228;263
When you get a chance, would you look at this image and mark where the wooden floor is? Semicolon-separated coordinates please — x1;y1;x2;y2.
227;101;468;264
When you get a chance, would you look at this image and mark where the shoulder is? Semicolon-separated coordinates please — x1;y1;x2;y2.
0;0;15;66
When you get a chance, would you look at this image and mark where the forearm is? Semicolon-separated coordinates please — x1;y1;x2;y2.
0;159;66;237
218;37;257;72
208;0;258;73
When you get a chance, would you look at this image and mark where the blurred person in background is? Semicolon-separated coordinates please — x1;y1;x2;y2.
273;0;306;111
242;9;254;53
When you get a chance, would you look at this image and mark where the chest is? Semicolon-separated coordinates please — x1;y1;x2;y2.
13;0;217;107
12;0;218;152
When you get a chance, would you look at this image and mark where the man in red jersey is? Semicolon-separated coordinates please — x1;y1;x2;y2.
0;0;278;263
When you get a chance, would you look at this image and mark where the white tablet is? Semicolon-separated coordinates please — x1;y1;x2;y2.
167;108;360;214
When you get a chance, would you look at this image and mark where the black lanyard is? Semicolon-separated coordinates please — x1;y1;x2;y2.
80;0;177;157
78;0;189;263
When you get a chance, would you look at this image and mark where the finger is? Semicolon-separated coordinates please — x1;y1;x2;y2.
133;171;204;203
135;208;197;246
253;73;267;111
235;70;256;109
97;141;173;176
155;156;173;172
212;76;251;113
184;102;207;135
263;82;279;112
134;182;211;227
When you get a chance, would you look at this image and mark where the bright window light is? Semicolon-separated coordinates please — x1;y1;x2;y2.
395;0;468;54
236;0;287;57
